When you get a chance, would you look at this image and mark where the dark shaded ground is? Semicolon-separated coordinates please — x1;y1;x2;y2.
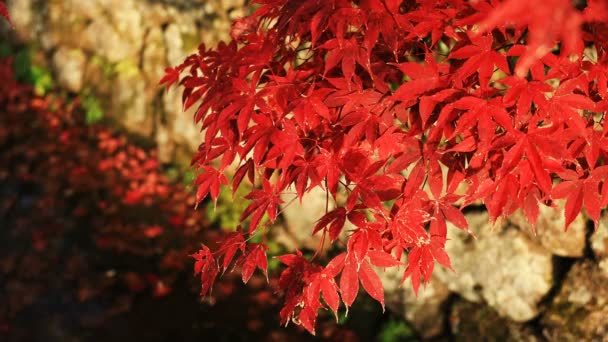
0;148;388;342
0;196;381;342
4;271;361;342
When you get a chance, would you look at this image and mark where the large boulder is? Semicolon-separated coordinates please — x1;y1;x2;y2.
433;212;554;322
507;201;587;257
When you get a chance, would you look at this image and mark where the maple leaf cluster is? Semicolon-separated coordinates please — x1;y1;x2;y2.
163;0;608;334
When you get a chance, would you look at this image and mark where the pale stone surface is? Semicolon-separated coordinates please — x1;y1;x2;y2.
52;48;86;92
591;214;608;277
591;214;608;258
142;27;167;86
508;200;587;257
163;24;184;67
6;0;35;41
277;187;333;250
433;212;554;322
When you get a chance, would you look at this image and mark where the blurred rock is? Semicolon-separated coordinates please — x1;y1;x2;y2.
6;0;36;41
434;212;553;322
86;21;132;63
591;213;608;277
449;299;542;342
277;187;332;250
507;200;587;257
382;267;450;339
5;0;246;163
541;260;608;340
142;27;167;86
52;47;86;92
114;73;148;134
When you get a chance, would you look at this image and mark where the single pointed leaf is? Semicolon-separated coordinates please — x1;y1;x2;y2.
358;261;384;309
368;250;401;268
340;258;359;308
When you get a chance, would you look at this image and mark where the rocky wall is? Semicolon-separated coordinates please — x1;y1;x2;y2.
382;206;608;340
3;0;245;163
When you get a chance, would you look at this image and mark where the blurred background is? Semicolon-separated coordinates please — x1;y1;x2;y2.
1;1;608;341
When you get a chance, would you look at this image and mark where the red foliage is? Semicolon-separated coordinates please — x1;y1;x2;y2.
0;1;12;28
0;57;210;326
163;0;608;334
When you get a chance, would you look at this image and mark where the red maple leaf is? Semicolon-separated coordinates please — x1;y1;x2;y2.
478;0;583;77
0;2;13;28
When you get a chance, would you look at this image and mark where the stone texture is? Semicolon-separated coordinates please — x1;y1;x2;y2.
382;267;451;339
4;0;246;163
433;212;553;322
450;299;542;342
142;27;167;86
507;200;587;257
591;214;608;277
277;187;333;250
83;17;135;63
6;0;37;41
541;260;608;341
592;214;608;257
52;47;86;92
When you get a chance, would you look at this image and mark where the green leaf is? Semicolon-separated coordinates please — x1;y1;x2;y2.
82;95;104;124
379;319;419;342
